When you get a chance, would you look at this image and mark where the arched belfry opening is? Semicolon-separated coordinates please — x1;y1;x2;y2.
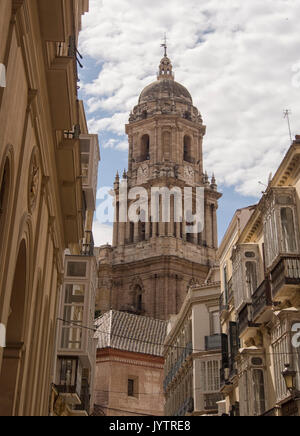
0;240;27;416
184;135;193;163
134;285;143;313
140;134;150;162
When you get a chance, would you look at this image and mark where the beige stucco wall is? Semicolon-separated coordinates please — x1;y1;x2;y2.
95;350;165;416
0;0;88;416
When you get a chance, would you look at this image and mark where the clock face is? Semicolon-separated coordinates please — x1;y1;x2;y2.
137;164;149;183
184;166;194;182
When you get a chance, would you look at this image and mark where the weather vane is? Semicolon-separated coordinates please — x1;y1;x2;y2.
161;33;168;57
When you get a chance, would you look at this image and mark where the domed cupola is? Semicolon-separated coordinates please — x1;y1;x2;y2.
129;53;201;125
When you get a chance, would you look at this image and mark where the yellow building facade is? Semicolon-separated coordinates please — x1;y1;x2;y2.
0;0;95;416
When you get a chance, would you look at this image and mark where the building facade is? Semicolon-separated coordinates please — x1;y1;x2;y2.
164;267;222;416
94;310;167;416
50;111;100;416
219;137;300;416
97;53;221;321
0;0;95;416
218;206;255;416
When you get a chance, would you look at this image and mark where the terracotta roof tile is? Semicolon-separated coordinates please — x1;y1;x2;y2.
95;311;168;357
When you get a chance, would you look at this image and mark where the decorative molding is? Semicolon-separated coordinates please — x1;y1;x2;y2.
28;148;40;214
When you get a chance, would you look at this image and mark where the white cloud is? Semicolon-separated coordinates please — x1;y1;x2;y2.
87;112;128;136
93;221;113;246
103;138;129;151
80;0;300;197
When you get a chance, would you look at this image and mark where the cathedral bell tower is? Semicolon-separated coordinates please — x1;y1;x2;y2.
97;51;222;321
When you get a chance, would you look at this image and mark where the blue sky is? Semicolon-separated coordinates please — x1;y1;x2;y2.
78;0;300;246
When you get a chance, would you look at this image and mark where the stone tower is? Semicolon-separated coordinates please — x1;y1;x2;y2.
97;52;222;321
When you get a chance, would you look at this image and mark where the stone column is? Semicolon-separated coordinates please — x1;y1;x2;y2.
205;201;212;247
169;195;175;237
212;204;218;249
159;196;165;237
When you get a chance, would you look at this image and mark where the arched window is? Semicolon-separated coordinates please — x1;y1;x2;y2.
140;134;150;162
183;135;193;163
139;209;146;241
133;285;143;313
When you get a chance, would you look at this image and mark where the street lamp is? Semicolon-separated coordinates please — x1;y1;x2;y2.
282;364;296;393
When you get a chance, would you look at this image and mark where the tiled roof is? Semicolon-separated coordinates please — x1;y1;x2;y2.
95;311;168;357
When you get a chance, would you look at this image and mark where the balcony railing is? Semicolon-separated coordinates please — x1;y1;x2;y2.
175;397;194;417
81;231;95;257
252;278;272;321
271;255;300;300
238;304;252;335
56;357;82;398
75;381;90;413
229;356;237;379
204;393;223;411
164;342;193;392
205;334;222;351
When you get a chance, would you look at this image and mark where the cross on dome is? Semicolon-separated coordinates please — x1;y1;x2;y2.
158;34;174;80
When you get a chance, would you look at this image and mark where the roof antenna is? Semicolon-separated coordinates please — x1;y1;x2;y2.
284;109;293;143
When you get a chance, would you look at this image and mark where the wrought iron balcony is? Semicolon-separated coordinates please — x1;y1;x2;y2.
252;278;272;321
75;381;90;413
270;255;300;301
175;397;194;417
205;334;222;351
229;356;237;380
204;393;223;411
220;366;226;389
238;304;253;335
55;357;82;398
164;342;193;392
81;231;95;257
